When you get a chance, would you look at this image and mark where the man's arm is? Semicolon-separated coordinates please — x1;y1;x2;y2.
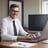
17;19;36;40
17;34;36;41
17;19;28;36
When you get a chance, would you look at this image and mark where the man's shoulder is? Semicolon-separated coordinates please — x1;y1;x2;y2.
15;18;19;21
2;16;9;21
15;18;21;24
16;18;21;22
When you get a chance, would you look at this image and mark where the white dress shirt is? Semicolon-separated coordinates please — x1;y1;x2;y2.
1;16;28;41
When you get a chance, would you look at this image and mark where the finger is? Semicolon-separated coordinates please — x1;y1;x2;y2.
30;34;34;39
24;36;31;40
27;34;35;39
32;34;36;38
27;34;34;39
26;35;32;39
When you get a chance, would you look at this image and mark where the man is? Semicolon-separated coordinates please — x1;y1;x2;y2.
1;4;36;41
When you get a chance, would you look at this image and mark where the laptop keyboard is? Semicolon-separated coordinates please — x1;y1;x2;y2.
28;37;40;40
18;37;46;43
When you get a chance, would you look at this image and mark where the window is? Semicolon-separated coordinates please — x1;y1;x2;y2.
42;1;48;14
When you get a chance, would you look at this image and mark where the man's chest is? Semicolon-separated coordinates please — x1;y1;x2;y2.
7;21;20;34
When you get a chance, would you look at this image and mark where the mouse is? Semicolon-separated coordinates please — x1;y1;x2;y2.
42;40;48;44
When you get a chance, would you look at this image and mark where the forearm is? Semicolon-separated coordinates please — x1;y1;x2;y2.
17;33;37;40
17;36;25;41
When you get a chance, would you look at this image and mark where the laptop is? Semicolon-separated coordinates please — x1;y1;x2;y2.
18;22;48;43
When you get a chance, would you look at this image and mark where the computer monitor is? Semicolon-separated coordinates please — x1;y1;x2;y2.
28;14;48;32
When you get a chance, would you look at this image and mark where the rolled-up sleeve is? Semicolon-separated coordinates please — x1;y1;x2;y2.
17;19;28;36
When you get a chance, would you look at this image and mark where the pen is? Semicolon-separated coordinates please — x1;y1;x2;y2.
18;43;26;46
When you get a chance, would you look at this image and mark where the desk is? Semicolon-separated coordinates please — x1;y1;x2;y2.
0;41;48;48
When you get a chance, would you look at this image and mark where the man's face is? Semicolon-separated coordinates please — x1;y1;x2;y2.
9;7;19;19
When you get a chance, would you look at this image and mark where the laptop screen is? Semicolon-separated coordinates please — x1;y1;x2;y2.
28;14;48;31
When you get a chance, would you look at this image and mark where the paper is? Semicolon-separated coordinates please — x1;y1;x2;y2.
42;40;48;44
9;42;37;48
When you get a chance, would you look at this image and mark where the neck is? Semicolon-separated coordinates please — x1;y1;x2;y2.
9;16;16;20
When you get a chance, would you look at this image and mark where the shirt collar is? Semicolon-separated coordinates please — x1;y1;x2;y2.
8;16;16;21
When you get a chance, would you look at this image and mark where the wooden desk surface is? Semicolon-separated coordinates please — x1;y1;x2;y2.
0;41;48;48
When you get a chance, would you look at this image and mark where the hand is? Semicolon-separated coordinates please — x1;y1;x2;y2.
17;36;26;40
25;33;36;39
17;34;36;40
17;35;33;40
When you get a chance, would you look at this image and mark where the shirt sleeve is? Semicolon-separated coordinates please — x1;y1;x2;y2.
1;18;17;41
17;19;28;36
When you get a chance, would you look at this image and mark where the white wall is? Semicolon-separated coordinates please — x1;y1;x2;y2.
0;0;8;28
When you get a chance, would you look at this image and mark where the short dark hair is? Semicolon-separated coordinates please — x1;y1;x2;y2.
10;4;19;8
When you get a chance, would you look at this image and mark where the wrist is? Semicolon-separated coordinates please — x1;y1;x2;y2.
17;36;24;41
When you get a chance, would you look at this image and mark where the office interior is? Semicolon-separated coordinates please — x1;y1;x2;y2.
0;0;48;41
